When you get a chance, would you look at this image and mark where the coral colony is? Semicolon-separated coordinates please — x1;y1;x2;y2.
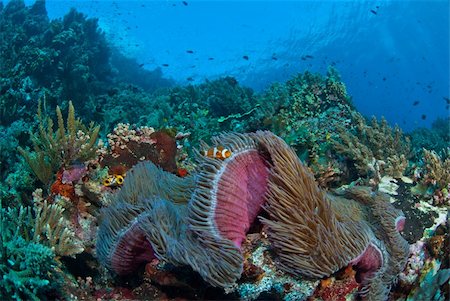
0;1;449;301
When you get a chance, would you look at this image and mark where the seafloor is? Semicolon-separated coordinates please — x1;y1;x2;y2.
0;1;449;301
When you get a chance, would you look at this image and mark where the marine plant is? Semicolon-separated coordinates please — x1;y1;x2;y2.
18;101;100;186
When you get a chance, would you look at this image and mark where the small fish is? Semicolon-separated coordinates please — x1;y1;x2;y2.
271;55;278;60
382;77;386;81
186;77;194;81
421;114;427;120
242;55;249;60
103;174;125;187
444;96;450;104
370;9;377;15
138;63;145;68
162;63;169;67
413;100;420;106
182;1;188;6
208;57;214;60
186;50;194;54
301;55;314;60
203;146;232;160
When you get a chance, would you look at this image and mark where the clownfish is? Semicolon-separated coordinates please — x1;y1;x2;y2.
103;174;125;187
202;146;232;160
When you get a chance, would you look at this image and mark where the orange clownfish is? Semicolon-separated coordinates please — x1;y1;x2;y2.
103;174;125;187
202;146;232;160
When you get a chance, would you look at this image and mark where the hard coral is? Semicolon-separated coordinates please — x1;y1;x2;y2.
332;112;411;181
413;148;450;206
100;123;178;174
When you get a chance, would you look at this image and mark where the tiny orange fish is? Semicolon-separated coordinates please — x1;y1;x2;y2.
203;146;232;160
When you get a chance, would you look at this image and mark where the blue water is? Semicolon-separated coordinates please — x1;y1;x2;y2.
20;0;450;131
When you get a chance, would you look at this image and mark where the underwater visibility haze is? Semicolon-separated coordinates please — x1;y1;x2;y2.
0;0;449;301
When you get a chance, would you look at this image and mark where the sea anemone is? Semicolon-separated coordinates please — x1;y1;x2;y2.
180;132;272;287
256;131;409;300
257;132;371;277
96;162;193;275
96;131;409;299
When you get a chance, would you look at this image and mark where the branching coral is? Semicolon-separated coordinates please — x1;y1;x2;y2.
420;148;450;190
412;148;450;205
332;112;411;179
18;101;100;185
3;200;83;257
0;198;81;300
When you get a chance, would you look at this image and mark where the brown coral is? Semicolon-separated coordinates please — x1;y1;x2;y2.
100;124;178;174
332;113;411;180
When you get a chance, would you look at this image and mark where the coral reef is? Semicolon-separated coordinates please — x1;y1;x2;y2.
99;123;178;174
412;148;450;206
0;4;446;299
0;198;83;300
410;117;450;155
332;112;412;182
